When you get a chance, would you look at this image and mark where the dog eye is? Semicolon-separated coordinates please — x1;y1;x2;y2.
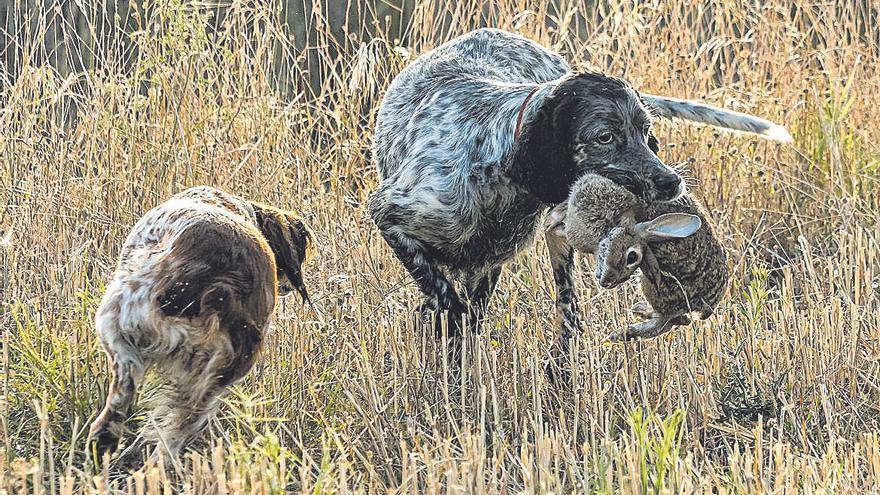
596;132;614;144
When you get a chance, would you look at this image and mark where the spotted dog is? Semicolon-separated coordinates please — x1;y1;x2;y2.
368;28;789;354
88;186;312;462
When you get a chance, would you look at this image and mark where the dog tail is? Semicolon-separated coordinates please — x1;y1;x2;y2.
641;94;792;142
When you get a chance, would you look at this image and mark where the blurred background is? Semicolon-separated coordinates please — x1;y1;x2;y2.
2;0;877;124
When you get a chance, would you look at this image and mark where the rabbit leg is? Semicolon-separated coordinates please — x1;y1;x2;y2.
610;313;690;341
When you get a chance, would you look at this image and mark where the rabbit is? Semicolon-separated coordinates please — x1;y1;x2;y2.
547;173;729;341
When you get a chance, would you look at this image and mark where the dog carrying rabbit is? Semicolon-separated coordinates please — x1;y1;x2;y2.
547;174;729;341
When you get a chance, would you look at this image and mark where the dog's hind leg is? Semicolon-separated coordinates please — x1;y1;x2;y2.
368;192;469;339
149;351;230;460
388;229;467;339
155;383;226;459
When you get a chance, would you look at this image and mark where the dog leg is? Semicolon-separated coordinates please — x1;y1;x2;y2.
368;189;470;342
463;266;502;329
88;303;146;458
545;225;582;379
149;351;231;460
378;228;467;342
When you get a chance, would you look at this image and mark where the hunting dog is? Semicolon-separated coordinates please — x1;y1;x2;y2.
368;28;789;352
88;186;312;462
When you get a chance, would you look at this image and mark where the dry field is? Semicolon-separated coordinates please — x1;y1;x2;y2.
1;0;880;493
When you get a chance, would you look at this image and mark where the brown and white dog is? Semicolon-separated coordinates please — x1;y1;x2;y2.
87;186;312;462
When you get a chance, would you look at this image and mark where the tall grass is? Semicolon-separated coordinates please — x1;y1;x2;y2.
2;0;879;492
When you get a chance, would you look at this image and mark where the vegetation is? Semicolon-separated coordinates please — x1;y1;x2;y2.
1;0;879;492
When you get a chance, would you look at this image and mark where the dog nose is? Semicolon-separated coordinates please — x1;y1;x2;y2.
653;172;682;200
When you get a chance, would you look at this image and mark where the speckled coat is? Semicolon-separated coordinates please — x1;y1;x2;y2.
88;186;311;463
369;27;786;349
369;28;578;342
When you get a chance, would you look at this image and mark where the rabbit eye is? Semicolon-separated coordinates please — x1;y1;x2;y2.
626;249;640;266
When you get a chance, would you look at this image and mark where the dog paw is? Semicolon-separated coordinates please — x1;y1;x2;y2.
86;422;123;458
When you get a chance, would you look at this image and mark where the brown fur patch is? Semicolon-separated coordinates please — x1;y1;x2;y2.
89;186;314;460
251;202;313;301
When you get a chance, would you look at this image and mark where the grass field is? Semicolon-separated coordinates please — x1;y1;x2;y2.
2;0;880;492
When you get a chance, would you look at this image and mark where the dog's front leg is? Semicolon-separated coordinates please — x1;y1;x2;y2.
544;216;582;368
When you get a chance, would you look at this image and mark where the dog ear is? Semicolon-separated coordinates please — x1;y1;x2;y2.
283;217;313;303
252;205;313;302
512;88;580;205
636;89;661;155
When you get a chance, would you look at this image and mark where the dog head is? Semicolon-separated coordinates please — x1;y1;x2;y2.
515;72;683;204
251;203;314;302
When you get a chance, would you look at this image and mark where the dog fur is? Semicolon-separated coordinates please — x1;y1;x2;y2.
368;28;787;350
87;186;312;462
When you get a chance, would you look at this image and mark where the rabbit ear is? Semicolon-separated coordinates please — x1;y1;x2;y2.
634;213;701;240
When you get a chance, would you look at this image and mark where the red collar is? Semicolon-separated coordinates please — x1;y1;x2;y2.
514;86;542;140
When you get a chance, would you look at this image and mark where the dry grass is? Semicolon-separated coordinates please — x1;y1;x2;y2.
2;0;880;492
